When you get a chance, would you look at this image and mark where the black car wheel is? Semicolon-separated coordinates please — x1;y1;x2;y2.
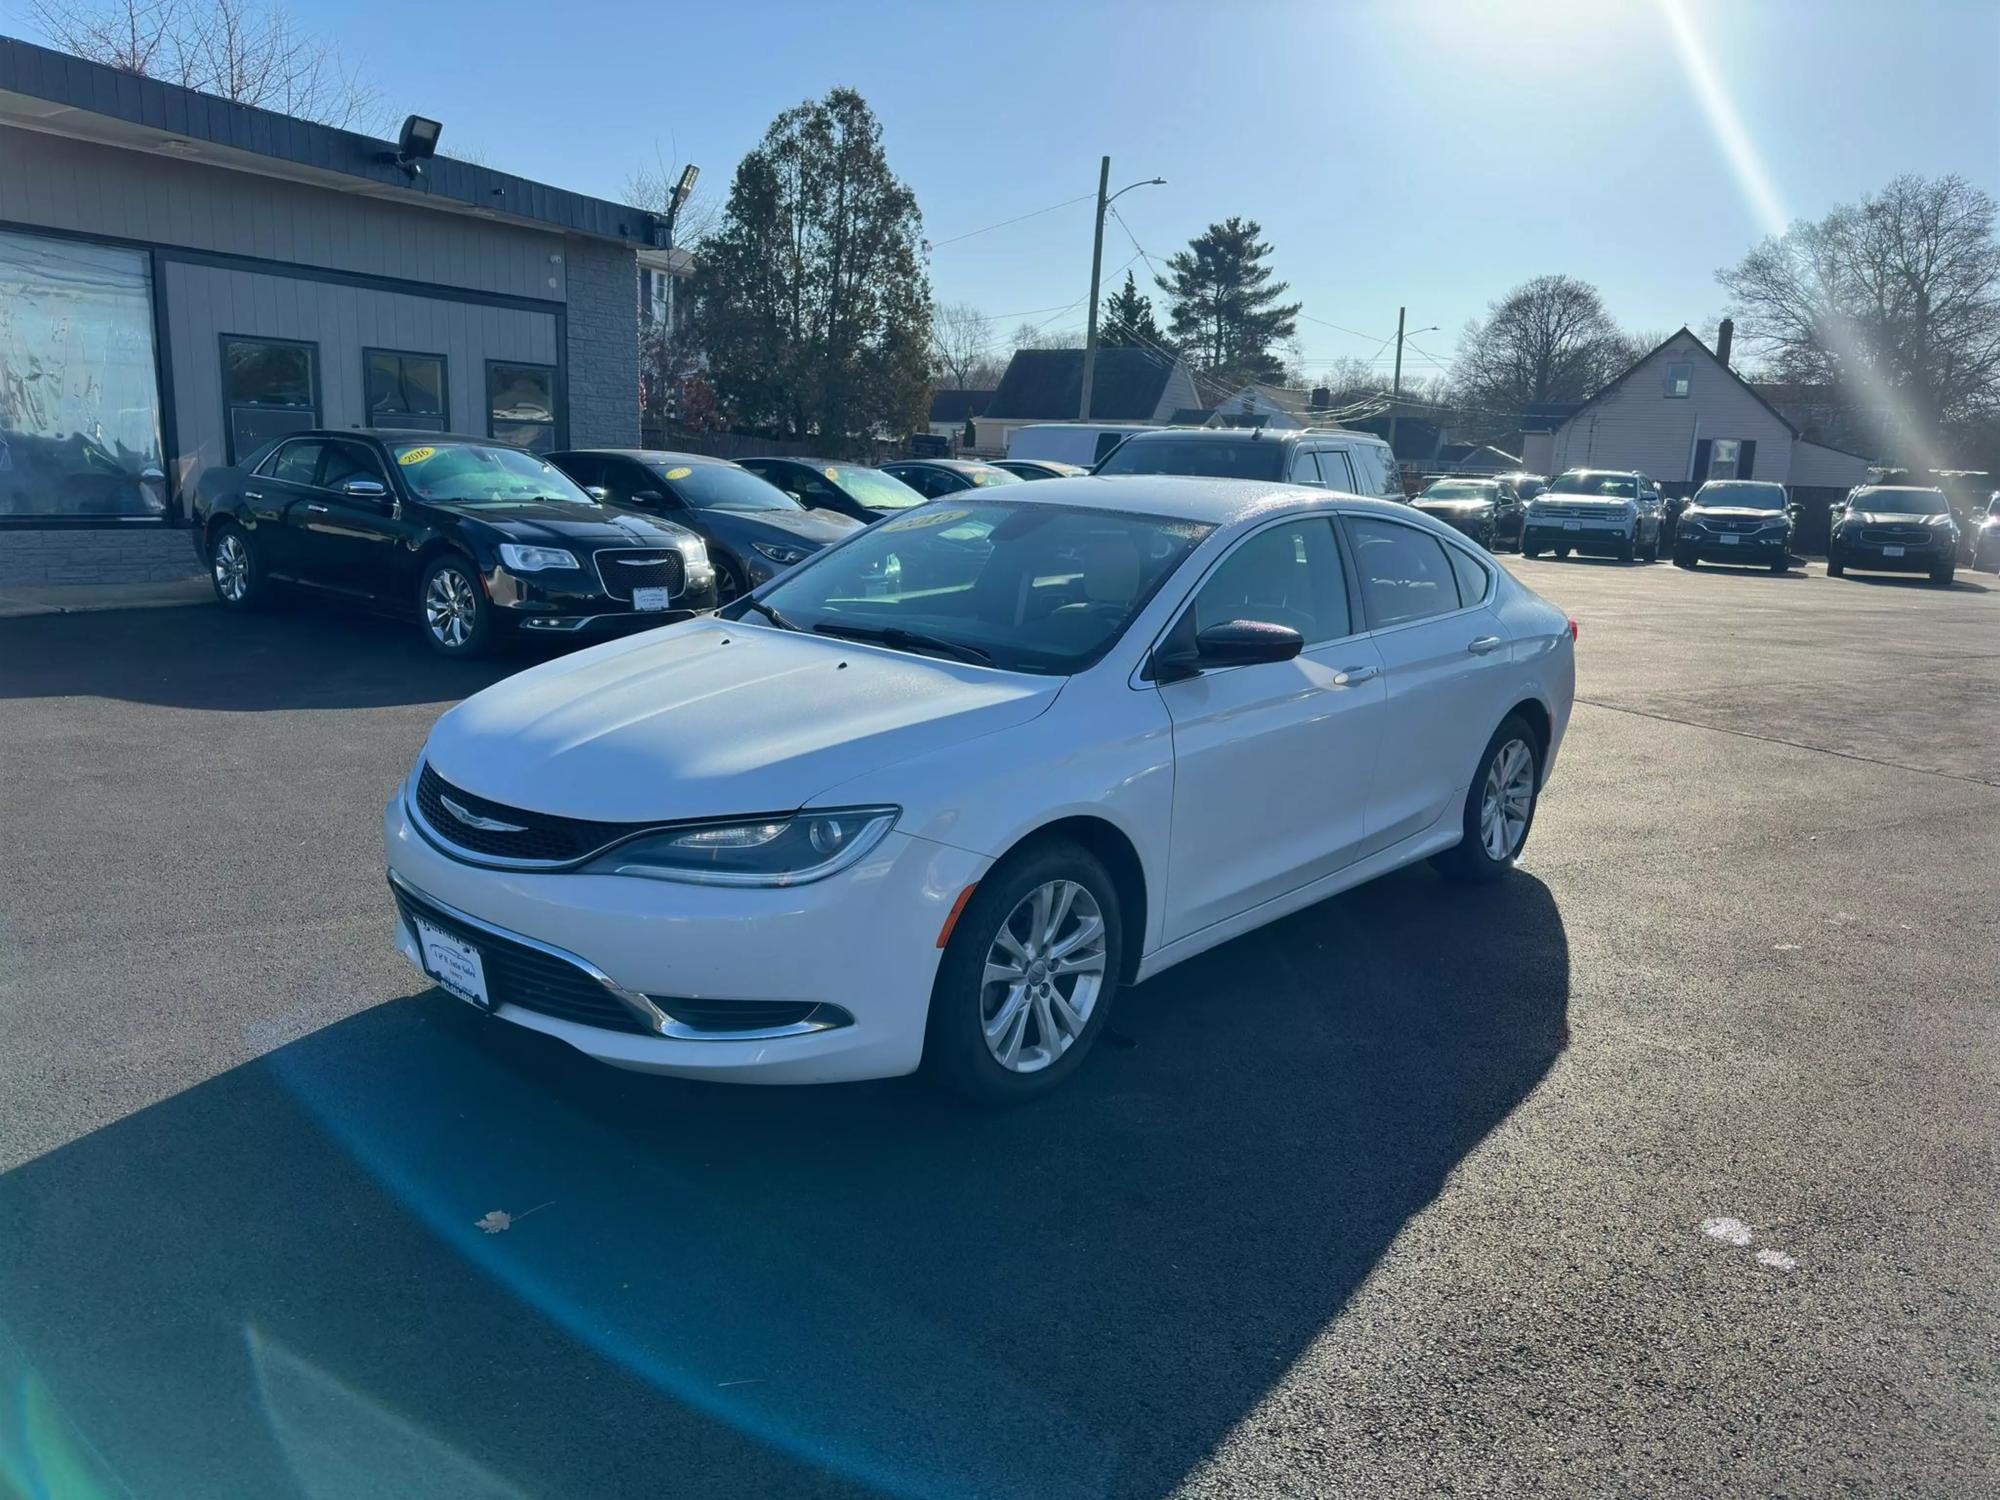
1931;563;1955;586
923;839;1123;1105
420;554;494;657
1432;715;1542;885
1769;557;1789;574
1827;551;1845;577
1674;547;1697;569
713;554;750;606
208;523;268;610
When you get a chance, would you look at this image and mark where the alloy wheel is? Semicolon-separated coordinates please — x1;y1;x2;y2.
980;879;1107;1074
1480;738;1535;861
425;567;478;648
213;532;249;602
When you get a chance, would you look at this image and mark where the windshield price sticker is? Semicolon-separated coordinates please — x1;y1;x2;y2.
663;466;693;480
825;466;841;482
398;446;436;465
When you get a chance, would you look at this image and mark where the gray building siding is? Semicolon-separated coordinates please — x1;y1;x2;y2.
560;235;640;447
160;260;560;482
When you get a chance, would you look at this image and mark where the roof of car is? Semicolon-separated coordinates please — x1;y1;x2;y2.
968;475;1414;526
555;448;739;466
889;458;1002;472
320;429;511;447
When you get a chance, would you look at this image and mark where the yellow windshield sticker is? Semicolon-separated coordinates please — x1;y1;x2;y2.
824;466;841;482
663;466;693;480
883;506;970;532
397;446;435;465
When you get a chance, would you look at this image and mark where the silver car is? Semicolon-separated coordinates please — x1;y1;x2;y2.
1520;469;1662;563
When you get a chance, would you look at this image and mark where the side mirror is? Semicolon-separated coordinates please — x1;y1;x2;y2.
584;485;611;502
1152;618;1304;681
631;490;667;504
341;476;389;505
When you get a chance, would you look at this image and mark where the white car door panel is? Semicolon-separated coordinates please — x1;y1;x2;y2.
1158;517;1385;940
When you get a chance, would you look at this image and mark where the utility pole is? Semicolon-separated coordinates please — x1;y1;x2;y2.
1078;156;1112;421
1386;305;1407;461
1078;160;1166;422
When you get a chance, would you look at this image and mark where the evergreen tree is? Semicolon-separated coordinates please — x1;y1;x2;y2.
1101;271;1170;354
1156;218;1300;386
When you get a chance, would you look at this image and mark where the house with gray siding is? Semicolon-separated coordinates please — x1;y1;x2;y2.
1521;324;1873;503
0;35;664;586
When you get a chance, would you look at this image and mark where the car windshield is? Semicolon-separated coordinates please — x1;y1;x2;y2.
1095;438;1287;480
393;442;595;505
1852;487;1947;515
1421;482;1496;501
952;464;1022;487
1549;472;1637;497
733;500;1212;675
656;461;801;511
831;465;928;510
1697;481;1787;509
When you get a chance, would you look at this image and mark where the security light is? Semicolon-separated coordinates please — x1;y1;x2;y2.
673;163;699;203
385;115;443;179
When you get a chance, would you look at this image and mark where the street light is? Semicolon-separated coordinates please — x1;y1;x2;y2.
1386;310;1439;467
661;163;700;339
1079;159;1166;420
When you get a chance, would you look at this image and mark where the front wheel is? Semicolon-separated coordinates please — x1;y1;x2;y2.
1431;715;1541;885
923;841;1123;1104
713;555;749;606
1931;564;1956;586
1674;548;1697;569
1769;557;1790;574
420;555;495;657
1826;552;1845;577
1521;539;1541;559
1616;532;1637;564
1642;532;1660;562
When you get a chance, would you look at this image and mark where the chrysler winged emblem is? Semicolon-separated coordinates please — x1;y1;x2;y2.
440;794;527;834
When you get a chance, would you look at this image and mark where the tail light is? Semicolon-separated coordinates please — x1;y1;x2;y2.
1568;616;1579;641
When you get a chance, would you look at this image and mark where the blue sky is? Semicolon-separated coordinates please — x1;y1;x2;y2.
337;0;1998;382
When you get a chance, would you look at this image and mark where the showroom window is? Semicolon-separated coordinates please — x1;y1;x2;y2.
487;361;558;453
364;349;448;432
222;337;320;464
0;229;167;520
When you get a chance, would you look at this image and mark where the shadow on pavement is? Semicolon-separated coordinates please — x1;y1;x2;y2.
0;866;1567;1500
0;599;585;710
1835;572;1992;593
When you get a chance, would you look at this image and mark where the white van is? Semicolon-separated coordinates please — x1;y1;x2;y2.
1006;423;1156;468
1093;426;1408;500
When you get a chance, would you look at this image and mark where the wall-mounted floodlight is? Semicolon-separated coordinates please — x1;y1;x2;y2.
387;114;443;178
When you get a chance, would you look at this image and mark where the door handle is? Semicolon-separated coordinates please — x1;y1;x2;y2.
1333;664;1379;686
1468;635;1504;655
305;502;329;513
242;490;262;501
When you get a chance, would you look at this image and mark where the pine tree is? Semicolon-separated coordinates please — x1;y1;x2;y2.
1156;218;1300;387
1101;272;1170;354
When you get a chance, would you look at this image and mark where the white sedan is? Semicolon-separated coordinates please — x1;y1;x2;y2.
385;478;1576;1101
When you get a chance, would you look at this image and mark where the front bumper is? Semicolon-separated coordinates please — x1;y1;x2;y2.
484;561;719;632
1417;510;1495;545
1832;537;1955;573
1524;518;1633;554
384;789;990;1084
1678;530;1789;561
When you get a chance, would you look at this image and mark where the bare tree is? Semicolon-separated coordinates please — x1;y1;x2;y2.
1007;320;1075;353
1448;274;1636;420
29;0;379;129
930;302;1005;391
1718;173;2000;443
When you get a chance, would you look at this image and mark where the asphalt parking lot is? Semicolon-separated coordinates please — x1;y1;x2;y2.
2;556;1995;1499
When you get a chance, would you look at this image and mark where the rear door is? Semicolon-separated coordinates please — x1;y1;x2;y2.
1158;515;1386;938
1340;513;1513;852
256;438;327;580
1315;444;1359;492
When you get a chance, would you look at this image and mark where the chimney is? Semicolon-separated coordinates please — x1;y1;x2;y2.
1716;318;1734;369
1310;385;1331;412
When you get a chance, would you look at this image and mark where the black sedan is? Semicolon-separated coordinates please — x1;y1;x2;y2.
1671;479;1795;572
878;458;1024;498
734;456;929;523
549;450;863;603
1410;477;1524;551
994;459;1088;481
1827;485;1959;584
189;431;716;656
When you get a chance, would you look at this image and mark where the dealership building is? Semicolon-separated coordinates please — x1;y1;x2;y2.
0;35;671;587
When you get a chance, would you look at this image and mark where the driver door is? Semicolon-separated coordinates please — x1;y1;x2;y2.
1156;517;1386;940
293;438;403;598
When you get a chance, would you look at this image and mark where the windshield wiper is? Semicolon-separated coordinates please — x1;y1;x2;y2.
812;622;992;666
739;598;799;631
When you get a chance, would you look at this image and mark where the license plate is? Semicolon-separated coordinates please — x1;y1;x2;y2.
414;917;493;1011
1719;534;1740;545
1883;545;1904;557
1563;521;1581;531
632;586;670;611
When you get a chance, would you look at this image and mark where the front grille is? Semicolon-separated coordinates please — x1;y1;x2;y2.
1531;503;1622;521
393;883;651;1034
594;548;686;602
1700;517;1777;535
1860;526;1929;545
415;762;651;864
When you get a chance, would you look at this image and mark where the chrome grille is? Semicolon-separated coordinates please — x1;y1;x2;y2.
1531;503;1624;521
593;548;686;602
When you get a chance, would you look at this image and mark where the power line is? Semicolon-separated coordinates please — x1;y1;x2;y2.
929;192;1096;250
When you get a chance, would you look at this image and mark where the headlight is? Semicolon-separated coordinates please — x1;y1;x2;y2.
582;806;898;886
752;541;810;566
678;536;709;567
498;543;578;573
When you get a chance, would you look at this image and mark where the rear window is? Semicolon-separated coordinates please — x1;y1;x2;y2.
1095;437;1287;481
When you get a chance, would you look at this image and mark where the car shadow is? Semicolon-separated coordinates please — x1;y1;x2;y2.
1834;572;1992;594
0;865;1568;1500
0;598;611;710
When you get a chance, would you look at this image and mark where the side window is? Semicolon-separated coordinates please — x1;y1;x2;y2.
317;439;386;491
1664;361;1694;399
488;362;558;452
1094;432;1126;464
1287;447;1323;486
1347;516;1462;628
1319;446;1359;491
266;439;325;486
1190;518;1351;646
1376;447;1404;499
555;453;603;490
1446;543;1492;606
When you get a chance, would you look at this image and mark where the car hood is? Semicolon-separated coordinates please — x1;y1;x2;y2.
423;618;1061;821
1535;494;1631;507
702;506;863;549
1848;510;1948;525
1689;506;1787;521
441;502;698;548
1416;498;1494;511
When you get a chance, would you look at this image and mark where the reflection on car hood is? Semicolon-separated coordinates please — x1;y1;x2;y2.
1849;510;1948;525
1689;506;1787;520
442;501;699;549
1416;498;1493;511
704;507;863;547
425;618;1060;821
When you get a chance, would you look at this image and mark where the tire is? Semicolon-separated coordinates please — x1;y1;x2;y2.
1931;564;1955;586
923;840;1124;1105
1616;531;1636;564
1643;532;1660;562
1673;548;1697;570
1557;546;1573;559
1431;715;1542;885
712;555;750;607
208;522;269;610
1769;557;1789;574
1826;552;1845;577
419;554;495;657
1520;540;1541;559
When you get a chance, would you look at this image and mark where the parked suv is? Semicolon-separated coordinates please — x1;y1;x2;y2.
1092;426;1406;501
1411;476;1524;551
1672;479;1794;572
1521;469;1660;562
1827;485;1959;584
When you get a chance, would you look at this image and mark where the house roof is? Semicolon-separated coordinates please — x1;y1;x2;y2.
1566;327;1800;437
0;35;658;246
985;347;1181;421
928;389;992;424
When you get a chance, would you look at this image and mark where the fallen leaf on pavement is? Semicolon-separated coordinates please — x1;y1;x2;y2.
476;1210;511;1234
